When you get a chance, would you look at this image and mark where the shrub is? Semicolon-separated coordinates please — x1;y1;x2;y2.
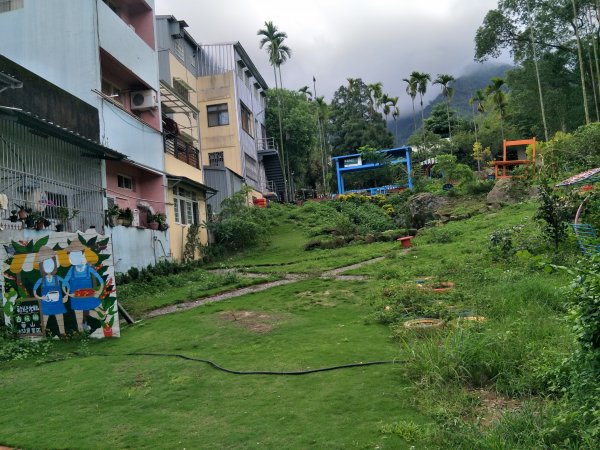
535;185;572;249
207;186;274;251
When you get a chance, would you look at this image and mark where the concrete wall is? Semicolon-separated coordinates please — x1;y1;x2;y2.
0;0;99;104
109;225;169;271
101;102;164;169
105;160;166;214
197;72;242;175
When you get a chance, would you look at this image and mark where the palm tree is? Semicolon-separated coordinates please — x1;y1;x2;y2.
469;89;486;142
411;71;431;128
257;21;292;200
315;96;329;192
433;74;455;139
298;86;313;100
257;21;287;88
274;42;292;88
380;94;397;122
367;82;383;118
403;76;418;132
485;77;508;140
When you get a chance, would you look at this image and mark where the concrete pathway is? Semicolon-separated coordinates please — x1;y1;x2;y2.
146;256;388;319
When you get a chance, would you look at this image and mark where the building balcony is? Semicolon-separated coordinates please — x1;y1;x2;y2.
164;134;200;170
256;137;278;155
98;0;158;90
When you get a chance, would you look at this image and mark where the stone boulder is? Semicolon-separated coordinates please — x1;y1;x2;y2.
486;178;538;208
407;193;449;228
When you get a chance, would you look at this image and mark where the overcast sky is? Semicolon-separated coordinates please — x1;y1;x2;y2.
154;0;504;110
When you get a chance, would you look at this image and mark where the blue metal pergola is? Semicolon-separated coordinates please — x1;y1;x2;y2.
332;146;413;195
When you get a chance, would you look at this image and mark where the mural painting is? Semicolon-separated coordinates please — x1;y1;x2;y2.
1;233;119;338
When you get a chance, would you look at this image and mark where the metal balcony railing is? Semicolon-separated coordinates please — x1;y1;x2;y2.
164;135;200;169
256;137;278;154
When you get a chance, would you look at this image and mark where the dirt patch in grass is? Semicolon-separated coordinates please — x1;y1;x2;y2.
470;388;523;428
217;310;288;334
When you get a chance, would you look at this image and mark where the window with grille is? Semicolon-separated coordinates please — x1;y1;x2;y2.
0;0;24;13
207;103;229;127
173;187;199;225
240;102;252;135
172;78;189;101
208;151;224;167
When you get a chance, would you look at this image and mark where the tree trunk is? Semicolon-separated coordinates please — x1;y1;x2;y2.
411;99;417;132
446;99;452;142
527;0;549;140
586;39;600;121
572;0;591;125
278;65;284;89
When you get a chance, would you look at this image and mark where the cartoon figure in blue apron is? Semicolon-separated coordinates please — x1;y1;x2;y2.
63;240;104;332
32;246;69;336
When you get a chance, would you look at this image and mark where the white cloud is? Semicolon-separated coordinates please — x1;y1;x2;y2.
154;0;504;110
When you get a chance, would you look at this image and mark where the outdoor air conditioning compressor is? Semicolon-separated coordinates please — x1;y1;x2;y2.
130;89;157;111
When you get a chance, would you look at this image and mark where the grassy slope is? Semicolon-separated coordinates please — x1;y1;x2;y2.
0;201;579;449
0;280;424;449
211;221;399;274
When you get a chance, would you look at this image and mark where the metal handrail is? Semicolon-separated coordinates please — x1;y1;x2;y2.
164;135;200;169
256;137;278;153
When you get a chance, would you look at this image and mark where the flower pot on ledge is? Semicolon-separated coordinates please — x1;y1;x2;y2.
148;222;159;230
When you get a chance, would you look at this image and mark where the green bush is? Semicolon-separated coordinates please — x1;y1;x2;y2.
0;329;52;362
547;255;600;443
207;187;274;251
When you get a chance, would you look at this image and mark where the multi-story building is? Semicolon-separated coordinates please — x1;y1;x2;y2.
155;16;214;259
0;56;124;238
0;0;169;269
156;16;284;213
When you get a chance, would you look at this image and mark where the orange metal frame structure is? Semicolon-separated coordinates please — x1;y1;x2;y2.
493;138;536;179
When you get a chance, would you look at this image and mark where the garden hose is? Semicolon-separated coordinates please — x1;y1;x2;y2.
45;351;404;376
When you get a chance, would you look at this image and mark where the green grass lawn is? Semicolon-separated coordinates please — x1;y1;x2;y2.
210;221;398;274
1;279;427;449
0;200;583;449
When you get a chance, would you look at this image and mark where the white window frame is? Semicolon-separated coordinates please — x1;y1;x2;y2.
117;174;134;191
173;187;200;225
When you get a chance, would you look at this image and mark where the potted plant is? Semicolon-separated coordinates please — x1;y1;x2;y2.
106;205;120;227
147;212;159;230
9;210;18;222
56;206;79;232
14;204;30;220
147;212;166;230
156;213;168;231
29;212;49;230
118;207;133;227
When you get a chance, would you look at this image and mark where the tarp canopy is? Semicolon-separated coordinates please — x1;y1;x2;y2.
556;167;600;187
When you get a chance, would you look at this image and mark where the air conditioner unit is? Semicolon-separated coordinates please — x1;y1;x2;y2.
130;90;157;111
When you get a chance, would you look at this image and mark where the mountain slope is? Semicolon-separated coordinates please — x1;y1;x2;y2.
391;63;512;144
